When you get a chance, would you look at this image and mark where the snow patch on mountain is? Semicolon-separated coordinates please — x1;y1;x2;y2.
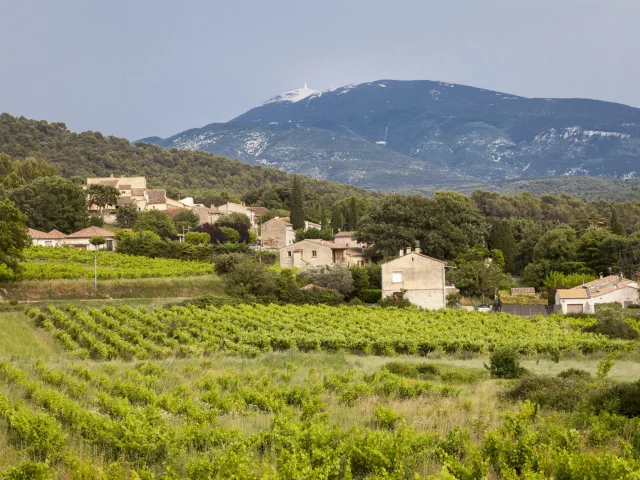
262;86;316;105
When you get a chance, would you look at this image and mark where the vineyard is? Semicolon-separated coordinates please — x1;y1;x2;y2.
1;304;640;478
26;304;631;361
0;247;215;281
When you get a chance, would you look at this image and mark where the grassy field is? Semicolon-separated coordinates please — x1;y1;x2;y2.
0;275;223;302
2;304;640;478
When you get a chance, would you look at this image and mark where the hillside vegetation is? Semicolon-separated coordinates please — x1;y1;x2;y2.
0;113;375;205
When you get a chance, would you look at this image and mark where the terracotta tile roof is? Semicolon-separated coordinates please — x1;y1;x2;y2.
146;189;166;205
66;227;115;238
335;231;355;238
302;239;346;250
48;230;66;239
131;188;146;197
267;217;293;226
118;196;135;205
345;247;365;256
98;179;118;187
28;228;58;239
250;207;270;216
414;252;447;264
119;184;131;190
557;288;589;299
512;287;536;295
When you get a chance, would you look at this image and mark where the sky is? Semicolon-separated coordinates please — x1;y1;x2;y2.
1;0;639;140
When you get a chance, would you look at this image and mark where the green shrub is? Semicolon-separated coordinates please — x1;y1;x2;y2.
583;303;639;340
508;375;594;410
384;362;419;378
184;231;211;245
485;346;527;379
557;368;591;379
373;404;402;430
359;289;382;304
1;461;54;480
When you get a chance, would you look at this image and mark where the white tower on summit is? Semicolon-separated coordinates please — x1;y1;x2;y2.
304;82;308;90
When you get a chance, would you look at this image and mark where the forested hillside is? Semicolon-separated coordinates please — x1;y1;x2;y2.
0;113;375;206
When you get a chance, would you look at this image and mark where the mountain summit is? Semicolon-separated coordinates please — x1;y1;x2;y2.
140;80;640;191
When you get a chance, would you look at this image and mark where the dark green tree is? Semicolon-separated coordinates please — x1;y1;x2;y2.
173;210;200;232
0;199;30;274
89;236;107;250
86;184;120;215
610;209;626;236
289;175;305;230
115;205;139;228
134;210;177;237
450;247;510;303
215;212;251;229
9;176;88;233
488;219;517;273
329;205;344;234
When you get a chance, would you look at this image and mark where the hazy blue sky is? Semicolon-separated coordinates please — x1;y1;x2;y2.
1;0;639;140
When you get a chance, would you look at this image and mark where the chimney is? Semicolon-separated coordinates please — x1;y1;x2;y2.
405;247;411;256
399;249;404;257
414;240;421;254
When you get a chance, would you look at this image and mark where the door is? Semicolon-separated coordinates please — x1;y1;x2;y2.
567;304;584;314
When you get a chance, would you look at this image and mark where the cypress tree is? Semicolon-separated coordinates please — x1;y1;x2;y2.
610;209;625;236
289;175;305;230
329;204;344;234
488;219;517;273
349;197;359;230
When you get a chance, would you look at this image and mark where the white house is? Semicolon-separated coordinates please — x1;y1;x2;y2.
64;227;117;251
381;248;456;310
28;229;66;247
556;275;639;314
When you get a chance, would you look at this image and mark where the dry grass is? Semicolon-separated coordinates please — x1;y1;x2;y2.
0;312;59;358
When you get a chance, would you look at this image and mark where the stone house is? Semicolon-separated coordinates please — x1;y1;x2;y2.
333;231;365;249
215;202;269;233
381;248;455;310
556;275;639;314
279;239;367;268
261;217;296;249
64;227;117;251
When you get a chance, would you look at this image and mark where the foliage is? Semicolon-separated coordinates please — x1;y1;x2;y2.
485;346;527;379
543;271;597;293
31;304;628;360
450;247;510;303
86;184;119;212
89;236;106;248
88;215;104;227
0;199;30;274
218;226;240;244
610;208;626;235
596;351;619;378
115;230;214;262
488;219;517;273
297;265;354;296
8;176;88;234
358;289;382;304
134;210;176;237
294;227;334;241
0;246;215;281
215;212;251;230
289;175;305;230
172;210;200;232
583;303;640;340
498;291;547;305
446;291;462;308
355;192;487;260
114;204;139;228
184;231;210;245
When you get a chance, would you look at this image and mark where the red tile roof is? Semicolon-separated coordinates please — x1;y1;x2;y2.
48;230;66;239
66;227;115;238
335;231;355;238
28;228;59;239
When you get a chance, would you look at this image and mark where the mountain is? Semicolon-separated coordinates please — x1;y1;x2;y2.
141;80;640;191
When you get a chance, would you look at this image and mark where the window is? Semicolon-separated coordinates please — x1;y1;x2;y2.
45;241;53;247
312;250;317;258
287;251;292;257
392;271;403;284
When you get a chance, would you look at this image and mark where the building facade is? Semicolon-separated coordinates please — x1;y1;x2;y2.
381;249;454;310
556;275;639;313
261;217;296;249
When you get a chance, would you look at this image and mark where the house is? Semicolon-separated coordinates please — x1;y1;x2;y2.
279;239;367;268
334;231;365;249
28;229;66;247
381;248;455;310
261;217;296;249
64;227;117;251
555;275;639;314
511;287;536;296
216;202;269;233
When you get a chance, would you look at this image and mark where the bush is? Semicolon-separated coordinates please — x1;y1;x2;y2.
1;460;54;480
583;303;639;340
88;215;104;227
485;346;527;379
214;253;252;274
373;405;402;430
557;368;591;379
297;265;354;296
379;290;413;309
359;289;382;304
184;231;211;245
508;375;594;410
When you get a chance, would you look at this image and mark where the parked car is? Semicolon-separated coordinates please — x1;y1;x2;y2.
477;304;492;313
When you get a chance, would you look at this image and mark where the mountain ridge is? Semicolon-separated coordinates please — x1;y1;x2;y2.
142;79;640;191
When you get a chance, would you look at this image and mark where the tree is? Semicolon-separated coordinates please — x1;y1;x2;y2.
450;247;510;303
0;154;60;189
297;265;354;296
115;205;139;228
216;212;251;229
610;209;626;236
289;175;305;230
173;210;200;232
295;228;334;241
184;231;210;245
329;205;344;234
219;226;240;244
0;199;30;274
9;176;88;234
531;228;581;272
86;184;120;215
488;219;517;273
355;193;486;260
89;236;107;250
134;210;176;237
